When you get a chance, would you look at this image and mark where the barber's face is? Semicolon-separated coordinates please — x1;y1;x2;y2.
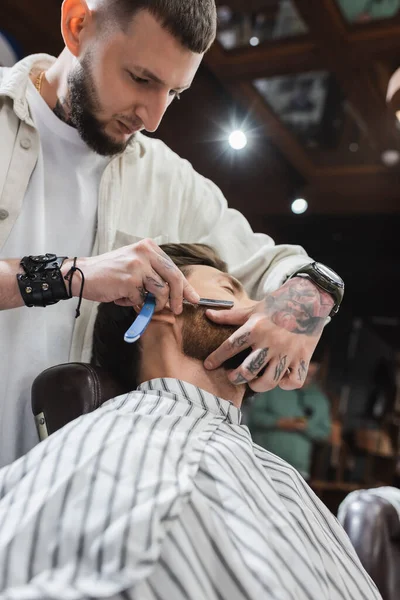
67;10;202;155
180;266;257;368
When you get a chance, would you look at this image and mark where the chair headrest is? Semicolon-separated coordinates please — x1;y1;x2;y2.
31;363;126;439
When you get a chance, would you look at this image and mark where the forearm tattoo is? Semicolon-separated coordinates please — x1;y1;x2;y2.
274;354;287;381
264;278;334;336
298;359;308;382
247;348;269;375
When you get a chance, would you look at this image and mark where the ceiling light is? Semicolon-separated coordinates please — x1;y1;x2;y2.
381;149;400;166
249;36;260;47
229;130;247;150
291;198;308;214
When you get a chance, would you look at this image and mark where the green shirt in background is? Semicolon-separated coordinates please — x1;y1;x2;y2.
247;384;331;480
337;0;400;23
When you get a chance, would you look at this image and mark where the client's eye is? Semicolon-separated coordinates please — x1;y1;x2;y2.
223;286;235;294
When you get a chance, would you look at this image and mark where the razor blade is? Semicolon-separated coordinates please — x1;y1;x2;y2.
124;294;233;344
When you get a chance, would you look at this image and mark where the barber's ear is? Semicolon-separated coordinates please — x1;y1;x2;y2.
61;0;92;57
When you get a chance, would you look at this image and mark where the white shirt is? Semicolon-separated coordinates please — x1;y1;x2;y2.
0;55;314;466
0;79;109;466
0;379;380;600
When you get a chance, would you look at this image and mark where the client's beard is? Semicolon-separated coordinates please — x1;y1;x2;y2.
181;305;254;402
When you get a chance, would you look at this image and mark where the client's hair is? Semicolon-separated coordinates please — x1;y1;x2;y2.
92;243;227;391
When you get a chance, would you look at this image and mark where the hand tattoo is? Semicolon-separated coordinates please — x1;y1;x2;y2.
264;278;333;336
159;252;176;271
298;360;308;382
146;276;165;289
230;332;251;350
137;286;147;302
247;348;269;375
274;355;287;381
233;373;248;385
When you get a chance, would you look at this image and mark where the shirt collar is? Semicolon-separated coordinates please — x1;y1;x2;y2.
137;378;242;425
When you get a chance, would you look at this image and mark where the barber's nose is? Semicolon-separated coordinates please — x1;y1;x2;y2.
136;92;171;133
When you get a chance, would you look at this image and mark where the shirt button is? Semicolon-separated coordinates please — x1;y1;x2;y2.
20;138;32;150
0;209;9;220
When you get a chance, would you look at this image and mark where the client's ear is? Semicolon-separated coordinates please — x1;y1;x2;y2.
151;307;176;325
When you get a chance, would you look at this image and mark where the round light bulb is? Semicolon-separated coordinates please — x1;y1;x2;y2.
229;130;247;150
291;198;308;214
249;36;260;47
381;149;400;166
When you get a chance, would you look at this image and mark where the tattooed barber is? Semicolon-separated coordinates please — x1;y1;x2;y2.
0;0;344;465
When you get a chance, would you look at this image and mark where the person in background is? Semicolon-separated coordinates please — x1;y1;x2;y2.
248;346;331;481
337;0;400;23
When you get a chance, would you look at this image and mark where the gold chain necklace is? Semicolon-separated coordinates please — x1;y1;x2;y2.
34;71;45;95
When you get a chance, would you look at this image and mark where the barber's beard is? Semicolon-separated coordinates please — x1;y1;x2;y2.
181;305;254;402
67;54;132;156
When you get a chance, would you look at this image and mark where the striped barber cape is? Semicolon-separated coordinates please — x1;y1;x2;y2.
0;378;381;600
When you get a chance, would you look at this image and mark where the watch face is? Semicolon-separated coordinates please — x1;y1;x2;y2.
314;262;342;284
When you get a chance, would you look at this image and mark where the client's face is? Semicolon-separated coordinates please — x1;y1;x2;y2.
180;266;256;369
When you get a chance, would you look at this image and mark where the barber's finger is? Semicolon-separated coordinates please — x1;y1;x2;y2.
152;251;199;314
144;271;170;311
204;326;252;370
279;363;305;391
206;305;252;327
114;297;143;308
228;347;270;386
247;355;290;393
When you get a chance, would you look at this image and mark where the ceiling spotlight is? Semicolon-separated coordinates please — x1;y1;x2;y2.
229;130;247;150
381;149;400;166
291;198;308;215
249;36;260;47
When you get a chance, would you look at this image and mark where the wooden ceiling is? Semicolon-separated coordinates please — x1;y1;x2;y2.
1;0;400;322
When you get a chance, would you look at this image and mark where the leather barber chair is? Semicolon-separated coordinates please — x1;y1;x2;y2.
31;363;126;440
339;490;400;600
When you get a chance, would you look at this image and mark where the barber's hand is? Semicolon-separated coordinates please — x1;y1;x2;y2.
277;417;307;432
61;238;200;314
204;276;334;392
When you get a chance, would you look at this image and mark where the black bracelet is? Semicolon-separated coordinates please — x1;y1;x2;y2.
17;254;69;308
64;258;85;319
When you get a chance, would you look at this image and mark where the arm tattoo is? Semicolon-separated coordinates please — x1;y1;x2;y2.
233;373;248;385
274;355;287;381
298;360;308;382
230;331;251;350
264;278;334;337
247;348;269;375
145;276;165;289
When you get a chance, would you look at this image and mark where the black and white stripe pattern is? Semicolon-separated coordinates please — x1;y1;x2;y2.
0;379;381;599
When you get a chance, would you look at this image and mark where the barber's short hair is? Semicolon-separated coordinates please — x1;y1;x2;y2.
92;243;227;391
100;0;217;53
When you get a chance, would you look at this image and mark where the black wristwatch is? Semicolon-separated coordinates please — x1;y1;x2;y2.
17;254;69;308
289;262;344;317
